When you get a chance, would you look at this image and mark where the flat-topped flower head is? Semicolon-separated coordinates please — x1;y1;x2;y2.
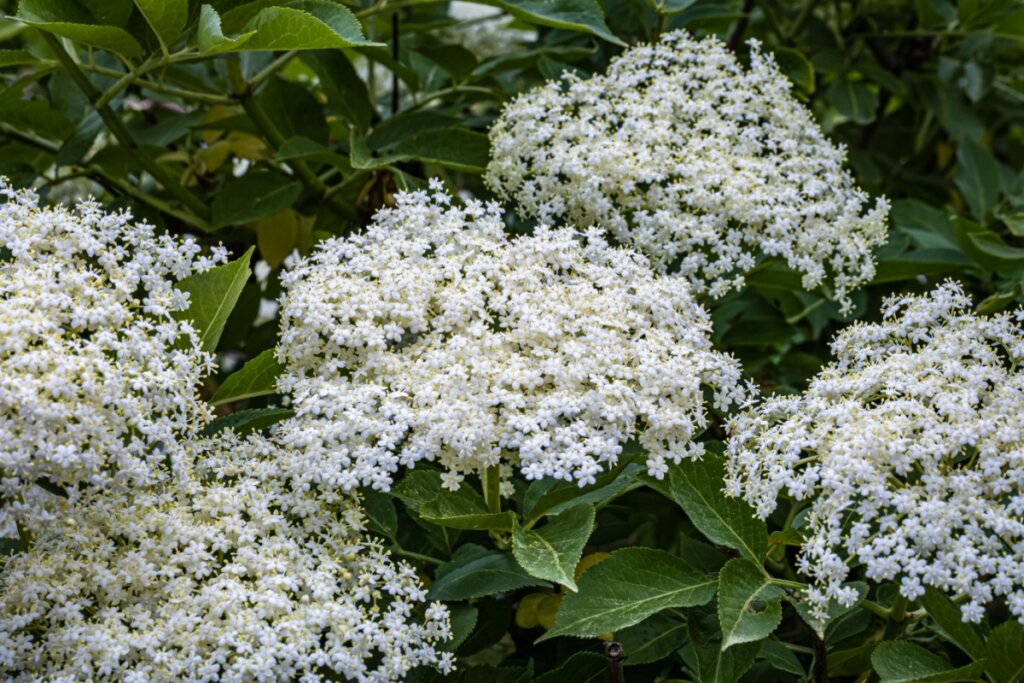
0;431;453;682
0;182;224;526
726;282;1024;623
276;183;749;491
486;30;889;312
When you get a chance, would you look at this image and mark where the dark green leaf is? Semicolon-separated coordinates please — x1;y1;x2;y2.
825;78;878;124
666;454;769;563
304;50;373;131
362;489;398;539
617;612;689;665
541;547;717;640
200;407;293;436
689;603;762;683
985;621;1024;683
210;349;283;405
512;504;594;590
16;0;143;57
533;652;606;683
133;0;188;50
197;4;256;54
872;641;987;683
717;558;784;649
920;588;985;660
34;476;68;498
241;1;381;51
955;139;1002;220
211;172;303;230
419;485;517;531
774;47;815;93
478;0;623;45
524;460;642;526
428;544;549;601
173;246;254;352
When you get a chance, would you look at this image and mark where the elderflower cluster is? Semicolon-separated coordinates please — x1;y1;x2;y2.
726;282;1024;623
0;182;223;527
486;31;889;311
276;183;748;491
0;431;453;682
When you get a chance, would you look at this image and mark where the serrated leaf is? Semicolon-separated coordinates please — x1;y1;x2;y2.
200;407;293;436
717;558;784;649
872;641;987;683
392;469;444;512
759;638;805;676
985;621;1024;683
351;126;490;173
133;0;187;50
512;505;594;591
541;547;716;640
173;246;253;352
478;0;623;45
211;172;303;230
617;612;689;665
304;50;373;131
241;1;381;51
428;544;549;601
197;5;256;54
444;604;478;652
667;454;768;563
210;349;283;406
16;0;143;57
419;486;516;531
920;588;985;660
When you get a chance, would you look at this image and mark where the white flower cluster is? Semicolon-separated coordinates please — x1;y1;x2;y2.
726;282;1024;623
444;3;536;59
0;183;222;527
276;183;748;491
486;31;889;311
0;431;453;682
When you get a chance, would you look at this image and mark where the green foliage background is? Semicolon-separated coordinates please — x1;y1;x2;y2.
1;0;1023;680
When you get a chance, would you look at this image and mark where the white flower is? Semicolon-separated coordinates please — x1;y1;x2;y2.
275;186;749;491
726;282;1024;623
0;431;453;682
0;181;224;530
486;31;889;312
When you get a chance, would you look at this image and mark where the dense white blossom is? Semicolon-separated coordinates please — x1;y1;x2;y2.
486;31;889;311
0;182;223;529
276;183;748;491
726;282;1024;623
0;431;453;682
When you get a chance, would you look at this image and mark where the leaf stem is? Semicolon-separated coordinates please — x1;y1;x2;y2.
392;545;444;565
483;464;502;514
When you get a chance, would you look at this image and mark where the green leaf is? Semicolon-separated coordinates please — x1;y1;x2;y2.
955;139;1002;220
304;50;373;131
241;1;381;51
78;0;133;25
774;47;815;93
541;547;716;640
133;0;188;50
533;653;607;683
872;641;987;683
428;544;549;601
966;230;1024;261
173;246;254;353
872;250;973;283
419;485;516;531
985;621;1024;683
825;78;878;124
512;505;594;591
717;558;784;649
197;4;256;54
523;460;642;526
361;489;398;539
392;469;444;512
210;349;284;405
351;126;490;173
920;588;985;660
200;407;293;436
256;77;329;146
788;581;867;638
211;172;303;230
688;603;762;683
666;454;769;563
34;476;68;498
617;612;689;665
16;0;143;57
759;638;805;676
0;49;41;67
478;0;623;45
443;603;478;652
